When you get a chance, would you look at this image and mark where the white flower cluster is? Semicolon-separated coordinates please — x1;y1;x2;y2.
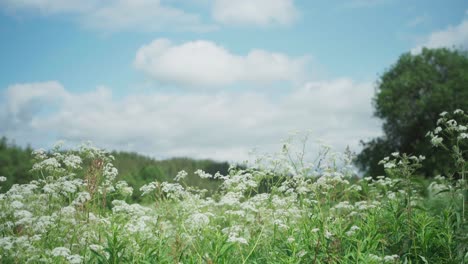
174;170;188;181
427;109;468;146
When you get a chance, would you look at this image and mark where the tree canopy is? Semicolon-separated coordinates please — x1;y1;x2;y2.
356;48;468;177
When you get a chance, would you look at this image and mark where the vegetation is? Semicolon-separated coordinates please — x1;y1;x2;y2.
0;138;229;201
356;48;468;177
0;110;466;263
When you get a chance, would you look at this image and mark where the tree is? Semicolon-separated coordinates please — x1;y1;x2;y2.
356;48;468;177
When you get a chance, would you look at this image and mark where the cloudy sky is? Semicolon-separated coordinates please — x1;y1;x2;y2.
0;0;467;162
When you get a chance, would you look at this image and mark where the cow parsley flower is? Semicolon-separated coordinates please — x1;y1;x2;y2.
430;135;443;147
174;170;188;181
51;247;70;257
63;154;82;169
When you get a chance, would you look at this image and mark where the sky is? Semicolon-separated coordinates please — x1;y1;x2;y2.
0;0;467;162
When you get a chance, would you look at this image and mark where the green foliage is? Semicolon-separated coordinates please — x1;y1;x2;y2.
356;48;468;177
0;137;33;191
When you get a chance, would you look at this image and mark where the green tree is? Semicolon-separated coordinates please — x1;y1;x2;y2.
356;48;468;177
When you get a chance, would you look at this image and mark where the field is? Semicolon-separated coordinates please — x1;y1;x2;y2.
0;110;467;263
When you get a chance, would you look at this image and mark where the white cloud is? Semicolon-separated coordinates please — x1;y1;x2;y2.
212;0;299;26
3;81;68;126
1;80;381;162
83;0;216;33
134;39;308;86
412;18;468;53
0;0;215;33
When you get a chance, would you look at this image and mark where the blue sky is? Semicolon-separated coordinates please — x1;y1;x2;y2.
0;0;467;161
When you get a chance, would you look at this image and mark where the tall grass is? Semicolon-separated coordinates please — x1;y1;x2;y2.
0;110;467;263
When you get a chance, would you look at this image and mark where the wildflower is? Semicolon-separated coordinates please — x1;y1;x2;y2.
116;181;133;196
10;200;23;209
227;235;248;244
89;244;103;252
297;250;307;258
67;254;83;264
459;133;468;140
185;213;210;230
51;247;71;257
454;109;464;114
430;136;443;147
194;169;212;179
140;182;159;196
369;254;382;261
174;170;188;181
0;176;6;182
345;225;360;236
383;254;399;262
72;192;91;206
63;154;82;169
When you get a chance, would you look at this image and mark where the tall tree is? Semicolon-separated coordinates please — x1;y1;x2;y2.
356;48;468;177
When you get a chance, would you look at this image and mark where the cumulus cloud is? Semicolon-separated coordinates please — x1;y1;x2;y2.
3;81;68;127
134;39;308;86
412;17;468;53
212;0;299;26
0;0;215;33
1;80;381;162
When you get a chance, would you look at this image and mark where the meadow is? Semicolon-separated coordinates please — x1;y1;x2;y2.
0;110;467;263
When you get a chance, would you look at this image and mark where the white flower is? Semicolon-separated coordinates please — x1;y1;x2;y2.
67;254;83;264
434;126;442;134
297;250;307;258
0;176;6;182
446;119;457;127
227;235;248;244
458;133;468;140
140;182;159;196
439;111;448;116
430;136;443;147
63;154;82;169
369;254;382;261
186;213;210;230
116;181;133;196
89;244;103;252
174;170;188;181
10;200;23;209
72;192;91;206
51;247;71;257
383;254;399;262
454;109;464;114
195;169;212;179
